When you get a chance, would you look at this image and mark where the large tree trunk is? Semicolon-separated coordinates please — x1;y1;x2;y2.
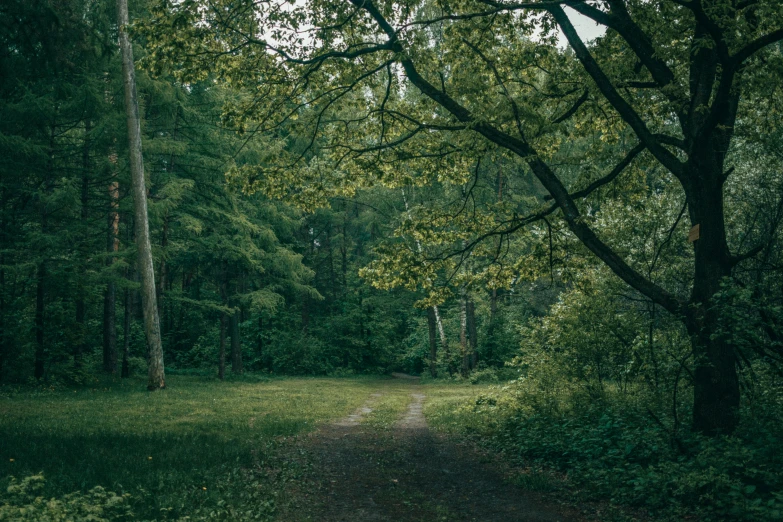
118;0;165;390
686;157;738;435
427;307;437;377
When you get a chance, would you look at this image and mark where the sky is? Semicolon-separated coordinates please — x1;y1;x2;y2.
556;6;607;48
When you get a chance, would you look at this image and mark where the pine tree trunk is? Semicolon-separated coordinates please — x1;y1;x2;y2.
467;300;477;369
75;121;91;370
34;262;45;380
103;179;119;374
460;292;468;376
121;283;132;378
230;308;242;374
258;313;264;369
157;216;168;343
0;187;5;381
427;307;437;377
118;0;165;390
219;269;227;380
219;312;227;380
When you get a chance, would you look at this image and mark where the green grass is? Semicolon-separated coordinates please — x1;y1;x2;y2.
0;375;495;520
0;375;384;520
360;381;416;430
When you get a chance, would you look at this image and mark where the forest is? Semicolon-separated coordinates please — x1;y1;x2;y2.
1;0;782;520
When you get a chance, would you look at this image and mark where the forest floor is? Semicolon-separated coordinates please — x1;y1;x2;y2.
276;377;582;522
0;375;592;521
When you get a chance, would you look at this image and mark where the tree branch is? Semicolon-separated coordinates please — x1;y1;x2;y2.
733;28;783;64
550;6;686;178
552;88;589;124
351;0;685;317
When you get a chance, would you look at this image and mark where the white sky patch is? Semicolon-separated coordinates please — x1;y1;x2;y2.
555;6;606;48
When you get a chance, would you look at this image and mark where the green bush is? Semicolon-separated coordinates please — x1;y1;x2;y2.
0;474;133;521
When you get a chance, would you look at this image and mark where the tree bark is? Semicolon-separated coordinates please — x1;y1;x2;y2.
219;268;227;380
0;190;5;381
121;282;132;378
427;307;437;377
34;262;45;380
219;312;227;380
230;306;242;374
467;299;477;369
685;152;739;434
460;291;468;376
75;120;91;371
118;0;165;390
258;312;264;368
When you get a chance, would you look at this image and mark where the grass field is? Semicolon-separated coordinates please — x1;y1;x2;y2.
0;375;489;520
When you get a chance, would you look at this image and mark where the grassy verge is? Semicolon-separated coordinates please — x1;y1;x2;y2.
0;375;382;520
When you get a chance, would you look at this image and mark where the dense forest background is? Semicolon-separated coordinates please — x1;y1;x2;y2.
0;0;536;383
2;0;783;519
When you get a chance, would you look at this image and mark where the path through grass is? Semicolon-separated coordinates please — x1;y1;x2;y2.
0;375;490;520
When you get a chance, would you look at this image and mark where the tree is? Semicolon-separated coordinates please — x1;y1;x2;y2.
144;0;783;433
118;0;165;390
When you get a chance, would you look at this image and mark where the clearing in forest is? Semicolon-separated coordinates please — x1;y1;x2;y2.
0;376;577;521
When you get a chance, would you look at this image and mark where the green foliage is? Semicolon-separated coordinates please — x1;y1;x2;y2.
0;474;133;521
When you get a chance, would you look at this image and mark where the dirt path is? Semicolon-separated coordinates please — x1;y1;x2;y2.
280;383;580;521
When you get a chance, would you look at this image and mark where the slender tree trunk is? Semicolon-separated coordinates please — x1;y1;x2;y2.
301;293;309;333
121;282;132;378
401;188;449;368
230;307;242;374
75;120;91;371
118;0;165;390
121;215;135;379
219;312;227;380
34;263;45;380
427;307;437;377
219;268;227;380
460;291;468;376
103;178;119;374
258;313;264;368
157;216;168;339
36;124;56;381
467;299;477;369
0;195;5;381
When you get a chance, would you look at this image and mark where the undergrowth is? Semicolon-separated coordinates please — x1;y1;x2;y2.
426;375;783;521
